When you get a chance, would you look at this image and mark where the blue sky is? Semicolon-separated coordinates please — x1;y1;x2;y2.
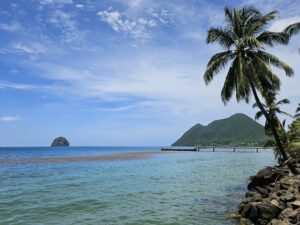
0;0;299;146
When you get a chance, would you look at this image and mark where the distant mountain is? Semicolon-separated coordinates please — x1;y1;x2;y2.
173;113;270;146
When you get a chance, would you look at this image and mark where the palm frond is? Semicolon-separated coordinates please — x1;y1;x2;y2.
249;55;281;94
221;58;238;103
256;50;294;77
284;22;300;37
278;110;294;118
206;27;235;49
247;11;278;35
240;36;263;49
276;98;290;105
257;31;289;46
254;111;263;120
204;51;234;84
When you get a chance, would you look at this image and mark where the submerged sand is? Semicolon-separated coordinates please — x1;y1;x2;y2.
0;151;173;164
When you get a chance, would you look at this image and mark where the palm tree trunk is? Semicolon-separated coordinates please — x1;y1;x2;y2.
247;76;298;174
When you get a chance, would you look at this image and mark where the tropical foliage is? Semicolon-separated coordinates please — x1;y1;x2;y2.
253;93;293;134
204;6;300;173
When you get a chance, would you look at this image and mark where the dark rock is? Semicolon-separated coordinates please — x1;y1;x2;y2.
238;164;300;225
246;191;261;198
255;203;280;221
248;167;283;190
248;204;259;221
241;202;255;218
255;186;270;197
51;137;70;147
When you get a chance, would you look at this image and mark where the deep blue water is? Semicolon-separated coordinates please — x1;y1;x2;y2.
0;147;276;225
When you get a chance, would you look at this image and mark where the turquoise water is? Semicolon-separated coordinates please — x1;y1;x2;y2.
0;147;276;225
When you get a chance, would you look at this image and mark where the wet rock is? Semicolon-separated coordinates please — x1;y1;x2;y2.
246;191;262;199
241;202;255;218
248;205;260;221
238;164;300;225
255;186;270;197
248;167;283;190
240;218;253;225
228;213;241;219
255;203;280;221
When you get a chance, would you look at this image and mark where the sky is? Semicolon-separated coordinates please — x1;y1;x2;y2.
0;0;299;146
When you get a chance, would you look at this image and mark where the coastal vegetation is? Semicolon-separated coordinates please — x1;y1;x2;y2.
173;113;270;146
203;5;300;225
204;6;300;174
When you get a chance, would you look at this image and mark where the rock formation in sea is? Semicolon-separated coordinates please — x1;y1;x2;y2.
235;164;300;225
51;137;70;147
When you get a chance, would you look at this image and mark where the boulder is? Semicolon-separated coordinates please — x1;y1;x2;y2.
291;200;300;208
240;218;253;225
280;208;297;219
51;137;70;147
255;203;280;221
248;167;283;190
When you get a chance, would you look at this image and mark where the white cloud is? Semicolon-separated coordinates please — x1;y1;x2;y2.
39;0;73;5
269;16;300;32
0;81;33;90
11;42;47;55
75;4;84;9
151;9;171;25
0;21;22;31
49;10;86;43
22;48;217;116
0;116;23;122
97;9;157;41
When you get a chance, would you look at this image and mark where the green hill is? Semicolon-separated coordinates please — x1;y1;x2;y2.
172;113;270;146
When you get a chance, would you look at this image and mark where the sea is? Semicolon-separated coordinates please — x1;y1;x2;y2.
0;146;276;225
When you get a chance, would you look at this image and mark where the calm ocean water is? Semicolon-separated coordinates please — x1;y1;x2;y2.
0;147;276;225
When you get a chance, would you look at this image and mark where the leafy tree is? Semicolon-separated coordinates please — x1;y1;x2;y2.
253;93;293;134
287;119;300;161
204;7;299;173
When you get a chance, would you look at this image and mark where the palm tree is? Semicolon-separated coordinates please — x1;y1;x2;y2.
253;93;293;134
204;7;299;173
253;93;293;163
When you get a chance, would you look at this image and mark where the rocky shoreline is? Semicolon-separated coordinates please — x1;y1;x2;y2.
233;163;300;225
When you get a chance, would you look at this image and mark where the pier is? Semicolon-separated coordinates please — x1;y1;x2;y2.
161;147;198;152
161;146;272;152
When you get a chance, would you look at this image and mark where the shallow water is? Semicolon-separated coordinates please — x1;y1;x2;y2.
0;147;276;225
